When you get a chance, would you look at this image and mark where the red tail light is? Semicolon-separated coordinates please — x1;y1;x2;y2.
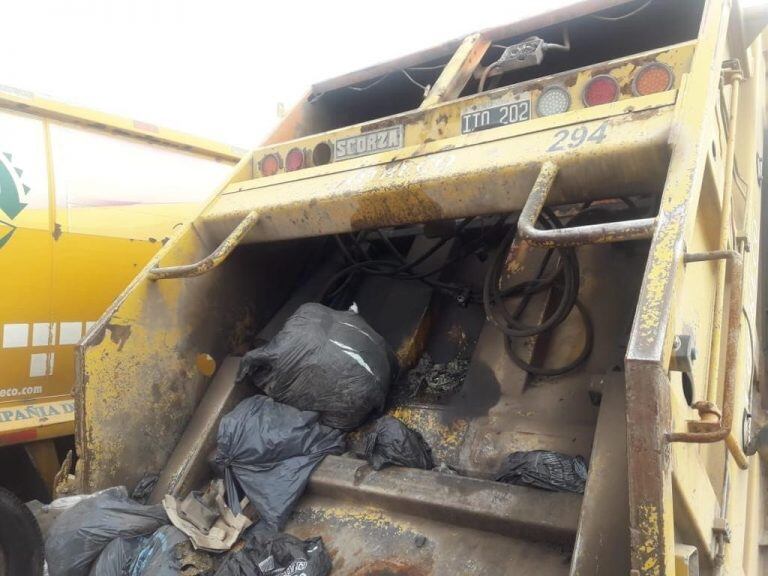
285;148;305;172
582;75;620;107
632;63;674;96
260;154;280;177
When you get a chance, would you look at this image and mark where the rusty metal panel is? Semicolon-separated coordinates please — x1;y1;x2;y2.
202;103;674;245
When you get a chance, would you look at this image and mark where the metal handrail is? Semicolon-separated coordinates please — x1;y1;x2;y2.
667;250;749;469
148;211;260;280
517;162;657;248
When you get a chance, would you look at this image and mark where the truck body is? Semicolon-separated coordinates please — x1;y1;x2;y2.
74;1;768;574
0;87;239;499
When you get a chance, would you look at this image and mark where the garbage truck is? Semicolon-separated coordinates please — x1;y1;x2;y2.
66;0;768;574
0;85;240;572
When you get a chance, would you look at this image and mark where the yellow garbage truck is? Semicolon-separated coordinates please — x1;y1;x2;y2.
0;86;240;573
72;0;768;574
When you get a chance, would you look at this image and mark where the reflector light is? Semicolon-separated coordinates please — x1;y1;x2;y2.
632;63;674;96
260;154;279;177
536;86;571;117
285;148;305;172
582;75;620;107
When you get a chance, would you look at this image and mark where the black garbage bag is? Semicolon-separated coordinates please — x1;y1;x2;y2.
46;487;168;576
214;396;345;530
236;303;395;430
363;416;434;471
215;527;331;576
495;450;588;493
89;537;142;576
127;525;217;576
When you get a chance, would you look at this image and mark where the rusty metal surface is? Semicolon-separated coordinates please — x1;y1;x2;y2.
308;455;581;544
75;242;313;493
149;357;249;503
569;373;630;575
202;106;673;245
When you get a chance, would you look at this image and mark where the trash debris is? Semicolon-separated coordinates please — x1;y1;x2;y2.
495;450;588;494
215;527;331;576
236;302;395;430
89;537;141;576
363;416;434;471
407;352;469;397
46;486;168;576
214;396;345;530
129;525;218;575
434;462;458;475
131;473;160;504
164;479;252;552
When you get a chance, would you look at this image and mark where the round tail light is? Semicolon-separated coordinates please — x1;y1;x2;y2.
260;153;279;177
285;148;305;172
582;75;620;107
536;86;571;117
632;63;674;96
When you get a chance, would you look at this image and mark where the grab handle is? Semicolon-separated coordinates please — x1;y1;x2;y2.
148;211;259;280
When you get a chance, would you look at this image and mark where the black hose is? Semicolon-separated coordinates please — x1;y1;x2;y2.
483;209;593;376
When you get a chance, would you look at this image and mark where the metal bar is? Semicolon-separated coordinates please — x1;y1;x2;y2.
147;211;259;280
706;71;743;407
516;161;657;248
420;33;490;108
667;250;750;469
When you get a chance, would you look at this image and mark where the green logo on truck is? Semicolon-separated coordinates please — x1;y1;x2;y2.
0;151;29;248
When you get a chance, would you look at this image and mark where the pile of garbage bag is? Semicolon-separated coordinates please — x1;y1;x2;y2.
45;304;444;575
46;487;168;576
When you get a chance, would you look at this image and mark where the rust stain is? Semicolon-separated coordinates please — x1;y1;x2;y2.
351;187;443;231
351;560;427;576
105;323;132;351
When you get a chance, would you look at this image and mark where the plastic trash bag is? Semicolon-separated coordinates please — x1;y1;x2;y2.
89;537;141;576
363;416;434;471
236;303;395;430
46;487;168;576
495;450;588;493
215;527;331;576
128;525;217;576
214;396;345;530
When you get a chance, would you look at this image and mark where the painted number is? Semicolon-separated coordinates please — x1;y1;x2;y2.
547;122;608;152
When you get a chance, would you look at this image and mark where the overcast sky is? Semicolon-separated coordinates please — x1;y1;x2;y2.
2;0;766;149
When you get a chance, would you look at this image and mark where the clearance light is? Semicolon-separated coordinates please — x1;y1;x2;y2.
583;75;620;107
536;86;571;117
285;148;305;172
632;62;674;96
260;153;279;177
